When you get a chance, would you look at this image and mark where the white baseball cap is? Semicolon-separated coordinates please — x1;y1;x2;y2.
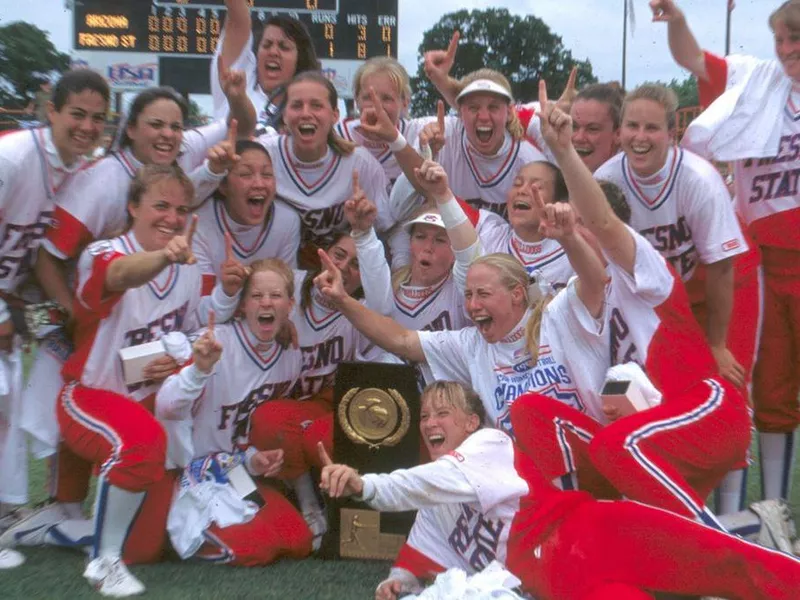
456;79;513;103
402;212;446;233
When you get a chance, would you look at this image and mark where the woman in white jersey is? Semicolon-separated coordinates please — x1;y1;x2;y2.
258;72;397;266
313;159;611;435
193;139;301;283
393;69;549;219
321;381;528;600
0;69;110;570
248;231;392;548
335;57;434;183
3;165;243;596
654;0;800;514
156;259;312;566
212;0;320;134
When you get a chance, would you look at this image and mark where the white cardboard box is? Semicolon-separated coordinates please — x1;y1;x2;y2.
600;379;652;418
119;340;167;385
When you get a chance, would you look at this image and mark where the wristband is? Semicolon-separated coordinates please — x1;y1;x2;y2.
388;132;408;153
437;194;469;229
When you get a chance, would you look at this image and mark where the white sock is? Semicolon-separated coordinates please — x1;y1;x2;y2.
717;509;761;540
91;478;144;559
292;473;320;515
715;468;748;514
759;431;796;500
45;518;94;548
61;502;84;520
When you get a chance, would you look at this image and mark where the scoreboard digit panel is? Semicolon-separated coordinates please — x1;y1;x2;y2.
73;0;398;60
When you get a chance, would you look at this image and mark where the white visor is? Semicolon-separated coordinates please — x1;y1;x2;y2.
403;212;446;233
456;79;513;103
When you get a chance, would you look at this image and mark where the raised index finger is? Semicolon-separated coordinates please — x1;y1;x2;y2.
437;99;445;132
318;441;333;466
538;79;549;111
207;310;216;334
317;248;338;273
224;232;234;261
227;118;237;146
446;30;460;60
531;182;546;212
185;213;198;245
352;169;361;195
565;67;577;94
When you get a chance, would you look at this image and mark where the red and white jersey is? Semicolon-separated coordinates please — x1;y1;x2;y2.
291;286;375;400
475;210;574;289
697;52;800;251
257;135;393;247
335;116;435;182
429;117;548;219
185;320;301;456
594;147;747;282
192;197;300;288
44;122;228;261
419;280;608;435
64;233;208;401
0;128;83;292
362;429;528;576
605;227;717;399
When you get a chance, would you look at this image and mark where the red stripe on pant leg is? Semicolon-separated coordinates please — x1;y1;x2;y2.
57;383;166;492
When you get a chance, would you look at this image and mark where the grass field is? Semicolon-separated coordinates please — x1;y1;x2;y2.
4;446;800;599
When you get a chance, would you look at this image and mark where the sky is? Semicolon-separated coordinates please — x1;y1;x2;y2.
0;0;778;112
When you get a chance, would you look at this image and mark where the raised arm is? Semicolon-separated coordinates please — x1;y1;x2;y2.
423;31;461;110
106;216;197;293
314;249;425;363
538;80;636;275
345;170;394;315
221;0;253;75
650;0;708;81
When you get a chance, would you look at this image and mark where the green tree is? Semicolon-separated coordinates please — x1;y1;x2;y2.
412;9;596;117
667;76;699;108
0;22;70;109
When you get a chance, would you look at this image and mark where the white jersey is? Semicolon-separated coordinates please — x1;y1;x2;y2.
158;319;301;457
257;135;394;248
335;116;435;182
594;147;747;282
475;210;574;289
63;233;230;401
419;280;608;435
431;117;549;218
0;128;83;292
44;122;228;261
291;286;379;400
192;197;300;285
734;89;800;248
361;428;528;574
605;227;718;400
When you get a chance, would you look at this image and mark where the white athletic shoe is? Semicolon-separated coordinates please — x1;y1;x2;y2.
749;499;794;554
303;509;328;552
0;502;66;548
0;548;25;569
84;556;145;598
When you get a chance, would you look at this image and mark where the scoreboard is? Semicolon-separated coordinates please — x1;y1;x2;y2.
73;0;398;61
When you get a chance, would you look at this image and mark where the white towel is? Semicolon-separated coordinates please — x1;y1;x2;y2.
167;454;259;559
407;561;523;600
604;362;662;408
682;55;790;161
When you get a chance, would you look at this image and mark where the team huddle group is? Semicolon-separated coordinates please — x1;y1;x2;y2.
0;0;800;597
